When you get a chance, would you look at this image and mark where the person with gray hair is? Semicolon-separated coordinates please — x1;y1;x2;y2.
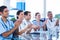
43;11;59;40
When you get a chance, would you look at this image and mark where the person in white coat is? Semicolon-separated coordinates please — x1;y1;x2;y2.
43;11;59;40
18;11;39;40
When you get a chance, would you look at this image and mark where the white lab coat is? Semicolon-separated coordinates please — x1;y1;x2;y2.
18;19;34;38
46;18;58;36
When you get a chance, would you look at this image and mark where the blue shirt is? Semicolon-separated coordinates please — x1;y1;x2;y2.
0;18;14;40
32;20;43;31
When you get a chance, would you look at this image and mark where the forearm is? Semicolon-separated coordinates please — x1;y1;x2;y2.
2;26;18;38
17;24;33;35
55;19;59;26
17;27;28;35
26;28;32;34
43;25;47;31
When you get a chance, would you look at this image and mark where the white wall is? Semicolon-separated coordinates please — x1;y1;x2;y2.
25;0;44;20
0;0;4;6
46;0;60;17
1;0;60;19
26;0;60;18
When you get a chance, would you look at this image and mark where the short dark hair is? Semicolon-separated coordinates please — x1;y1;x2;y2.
48;11;52;13
24;11;31;15
16;10;23;19
0;6;7;12
47;11;52;15
35;12;40;16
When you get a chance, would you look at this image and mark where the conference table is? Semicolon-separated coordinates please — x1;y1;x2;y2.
12;30;60;40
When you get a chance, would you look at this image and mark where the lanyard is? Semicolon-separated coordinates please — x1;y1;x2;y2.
1;18;10;30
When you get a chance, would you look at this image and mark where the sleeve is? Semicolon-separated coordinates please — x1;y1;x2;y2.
32;21;36;25
0;23;6;34
20;22;27;29
19;22;26;32
11;21;14;27
41;22;44;27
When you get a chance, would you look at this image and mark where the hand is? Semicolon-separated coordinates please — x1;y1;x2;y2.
37;26;40;30
14;19;22;27
32;25;39;30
